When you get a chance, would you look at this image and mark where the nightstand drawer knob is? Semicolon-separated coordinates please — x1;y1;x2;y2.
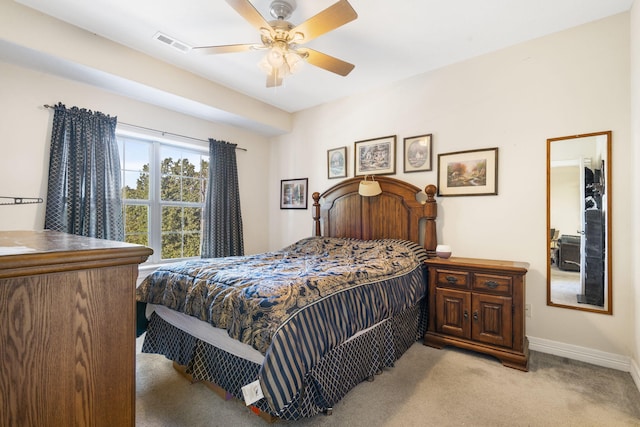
485;280;499;289
446;276;458;283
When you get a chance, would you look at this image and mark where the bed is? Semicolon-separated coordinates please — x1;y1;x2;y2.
136;176;438;421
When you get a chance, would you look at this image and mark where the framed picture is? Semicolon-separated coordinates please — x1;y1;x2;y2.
403;134;433;173
354;135;396;176
437;148;498;196
327;146;347;179
280;178;308;209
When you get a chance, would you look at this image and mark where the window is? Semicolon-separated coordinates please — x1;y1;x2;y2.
118;135;209;264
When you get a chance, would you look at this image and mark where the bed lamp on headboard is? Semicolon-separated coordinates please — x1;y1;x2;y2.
358;176;382;196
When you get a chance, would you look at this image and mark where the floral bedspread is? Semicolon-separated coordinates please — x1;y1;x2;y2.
136;236;427;355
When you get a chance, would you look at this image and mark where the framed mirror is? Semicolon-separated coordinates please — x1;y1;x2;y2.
547;131;612;314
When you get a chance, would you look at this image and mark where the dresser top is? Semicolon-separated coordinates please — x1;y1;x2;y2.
0;230;153;277
0;230;147;254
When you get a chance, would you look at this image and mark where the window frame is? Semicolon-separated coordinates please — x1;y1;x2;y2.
117;131;209;265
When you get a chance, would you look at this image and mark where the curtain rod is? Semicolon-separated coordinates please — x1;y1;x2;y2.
43;104;247;152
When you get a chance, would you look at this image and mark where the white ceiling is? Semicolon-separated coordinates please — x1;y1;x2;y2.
12;0;635;114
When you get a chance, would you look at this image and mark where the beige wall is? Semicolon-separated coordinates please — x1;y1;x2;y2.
0;60;272;256
549;166;581;238
269;13;634;359
630;1;640;383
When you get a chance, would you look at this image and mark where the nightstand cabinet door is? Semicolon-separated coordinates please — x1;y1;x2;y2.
435;288;471;339
424;257;529;371
472;293;512;348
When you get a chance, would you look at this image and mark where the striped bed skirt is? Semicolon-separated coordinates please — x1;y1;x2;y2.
141;298;428;421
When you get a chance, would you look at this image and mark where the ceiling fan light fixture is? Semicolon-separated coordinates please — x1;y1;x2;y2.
284;51;304;73
258;55;273;74
266;45;285;68
258;44;306;81
258;52;288;77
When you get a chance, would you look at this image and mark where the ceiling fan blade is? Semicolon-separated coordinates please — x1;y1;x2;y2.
225;0;273;35
266;71;283;88
301;48;355;76
192;43;257;54
290;0;357;44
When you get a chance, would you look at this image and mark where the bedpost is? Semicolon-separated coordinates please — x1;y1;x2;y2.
312;192;321;236
423;185;437;257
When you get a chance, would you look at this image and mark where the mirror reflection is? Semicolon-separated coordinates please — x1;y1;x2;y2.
547;131;612;314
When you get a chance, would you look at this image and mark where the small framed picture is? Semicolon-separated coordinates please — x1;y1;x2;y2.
403;134;433;173
280;178;308;209
327;146;347;179
437;148;498;196
354;135;396;176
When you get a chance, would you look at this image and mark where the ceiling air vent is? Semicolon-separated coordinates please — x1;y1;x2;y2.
153;32;191;53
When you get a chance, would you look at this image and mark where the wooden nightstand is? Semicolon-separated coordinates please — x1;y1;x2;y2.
424;257;530;371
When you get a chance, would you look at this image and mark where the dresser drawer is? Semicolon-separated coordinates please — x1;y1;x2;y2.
473;273;513;295
435;269;470;290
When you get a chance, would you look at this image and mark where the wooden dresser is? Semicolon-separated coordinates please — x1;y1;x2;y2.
0;230;152;426
424;257;529;371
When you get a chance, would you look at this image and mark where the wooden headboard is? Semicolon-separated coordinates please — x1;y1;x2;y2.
312;177;437;257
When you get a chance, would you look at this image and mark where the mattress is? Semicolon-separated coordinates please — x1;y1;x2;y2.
147;303;265;364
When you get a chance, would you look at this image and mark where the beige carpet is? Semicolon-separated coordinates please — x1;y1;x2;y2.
550;265;581;304
135;337;640;427
550;266;603;310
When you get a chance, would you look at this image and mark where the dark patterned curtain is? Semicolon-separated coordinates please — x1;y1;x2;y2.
201;139;244;258
44;103;124;241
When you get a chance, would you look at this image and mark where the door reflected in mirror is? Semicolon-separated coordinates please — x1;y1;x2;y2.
547;131;612;314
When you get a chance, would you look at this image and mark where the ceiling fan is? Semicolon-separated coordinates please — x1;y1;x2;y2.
193;0;358;87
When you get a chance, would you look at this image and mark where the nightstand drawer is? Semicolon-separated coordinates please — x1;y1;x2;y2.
435;269;470;290
473;273;512;295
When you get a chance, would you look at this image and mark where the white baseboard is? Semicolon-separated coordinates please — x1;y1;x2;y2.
528;336;632;372
631;357;640;393
529;336;640;395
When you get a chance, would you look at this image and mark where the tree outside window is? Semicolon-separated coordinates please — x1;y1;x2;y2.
118;136;208;263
